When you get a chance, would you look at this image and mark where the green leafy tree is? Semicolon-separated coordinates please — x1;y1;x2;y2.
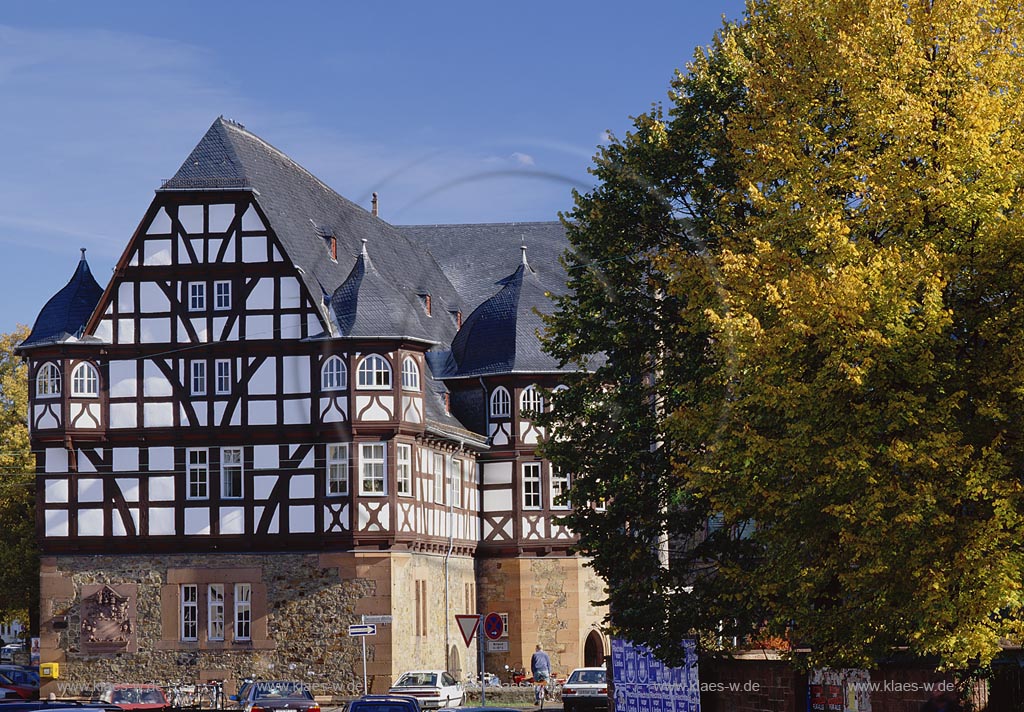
0;326;37;635
543;0;1024;670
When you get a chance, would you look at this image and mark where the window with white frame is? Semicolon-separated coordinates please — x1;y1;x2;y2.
356;354;391;389
234;583;251;641
36;362;61;398
215;359;232;395
551;468;571;510
520;385;544;416
401;357;420;390
523;462;542;509
191;361;206;396
208;584;225;641
181;584;198;642
187;448;208;500
189;282;206;311
321;356;347;391
214;280;231;310
450;458;462;508
360;443;386;495
221;448;243;499
71;362;99;397
490;386;511;418
397;444;412;496
433;453;445;504
327;444;349;496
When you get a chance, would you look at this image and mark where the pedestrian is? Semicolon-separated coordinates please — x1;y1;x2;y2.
531;644;551;705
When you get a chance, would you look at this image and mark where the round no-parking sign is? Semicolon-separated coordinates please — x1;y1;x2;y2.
484;612;504;640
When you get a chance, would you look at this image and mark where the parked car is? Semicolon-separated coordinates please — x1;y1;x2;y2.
96;685;168;712
561;668;609;712
0;647;20;665
232;681;320;712
346;695;421;712
0;669;37;692
0;672;37;700
387;672;463;709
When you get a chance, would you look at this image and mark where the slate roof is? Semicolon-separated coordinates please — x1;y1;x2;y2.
162;118;462;345
21;252;104;347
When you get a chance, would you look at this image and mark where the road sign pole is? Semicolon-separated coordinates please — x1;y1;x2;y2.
478;614;485;707
361;615;368;695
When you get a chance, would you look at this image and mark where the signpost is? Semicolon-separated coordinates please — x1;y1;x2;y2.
350;620;379;695
455;614;486;706
483;612;504;640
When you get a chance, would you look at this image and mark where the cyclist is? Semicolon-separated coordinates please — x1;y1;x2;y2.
530;644;551;706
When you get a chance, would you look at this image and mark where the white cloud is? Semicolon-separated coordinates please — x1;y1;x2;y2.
511;151;535;166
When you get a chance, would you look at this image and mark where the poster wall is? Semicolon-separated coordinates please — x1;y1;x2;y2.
611;638;701;712
808;668;871;712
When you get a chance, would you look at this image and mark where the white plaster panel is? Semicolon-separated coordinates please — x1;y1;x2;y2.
248;278;275;310
298;449;314;470
290;475;315;499
143;362;173;397
483;461;513;485
94;320;112;343
176;318;190;342
144;239;172;266
112;509;140;537
148;207;172;234
117;319;136;343
358;502;390;531
214;401;227;425
45;479;68;504
131;249;140;267
319;398;345;423
189;238;204;262
117;282;135;313
283;398;309;425
104;304;113;318
248;401;277;426
116;478;140;502
254;476;277;501
185;508;210;535
253;445;279;471
139;282;169;313
247;315;274;340
209;203;235;232
254;506;279;534
109;361;137;397
519;422;539;445
190;318;208;342
177;237;192;265
484;489;513;513
280;313;302;339
289;505;315;533
242;236;267;263
209;237;225;262
149;447;174;472
110;403;137;429
307;313;323;335
78;478;104;502
402;396;423;424
241;205;264;231
139;318;171;343
45;510;69;537
144;402;174;428
213;316;228;341
77;451;97;473
182;403;208;427
149;476;175;501
149;507;175;535
112;448;139;473
220;507;245;535
80;403;102;429
250;360;276;395
283;356;310;394
355;395;392;421
34;405;59;430
280;277;301;308
78;508;104;536
178;205;203;234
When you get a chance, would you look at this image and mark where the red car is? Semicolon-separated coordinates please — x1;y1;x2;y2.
0;671;37;700
98;685;169;711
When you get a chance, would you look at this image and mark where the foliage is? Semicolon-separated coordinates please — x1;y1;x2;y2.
0;325;37;631
541;0;1024;670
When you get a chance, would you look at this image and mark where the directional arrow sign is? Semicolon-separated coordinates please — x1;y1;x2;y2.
455;614;480;647
348;624;377;637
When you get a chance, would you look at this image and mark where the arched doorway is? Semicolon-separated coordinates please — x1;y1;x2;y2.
448;644;462;679
584;630;605;667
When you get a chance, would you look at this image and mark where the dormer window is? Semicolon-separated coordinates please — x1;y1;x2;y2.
520;385;544;416
330;236;337;261
419;294;432;316
401;357;420;390
449;310;463;328
322;356;348;391
357;354;392;389
36;362;61;398
71;362;99;397
490;386;511;418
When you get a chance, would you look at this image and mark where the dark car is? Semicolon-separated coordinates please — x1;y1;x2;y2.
232;681;319;712
96;685;168;712
0;670;38;693
346;695;421;712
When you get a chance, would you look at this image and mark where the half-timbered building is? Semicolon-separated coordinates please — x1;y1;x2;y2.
18;118;607;696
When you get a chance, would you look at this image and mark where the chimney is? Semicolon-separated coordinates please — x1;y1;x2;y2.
372;192;379;217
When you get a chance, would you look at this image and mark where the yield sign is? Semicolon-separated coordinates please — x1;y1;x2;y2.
455;614;480;647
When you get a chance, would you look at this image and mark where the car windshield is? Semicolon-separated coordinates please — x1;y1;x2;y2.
568;670;606;684
395;673;437;687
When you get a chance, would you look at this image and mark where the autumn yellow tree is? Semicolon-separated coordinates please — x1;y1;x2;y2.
544;0;1024;669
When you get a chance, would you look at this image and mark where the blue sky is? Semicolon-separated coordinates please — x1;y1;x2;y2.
1;0;746;334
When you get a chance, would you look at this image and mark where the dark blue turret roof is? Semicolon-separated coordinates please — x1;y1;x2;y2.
22;252;104;347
